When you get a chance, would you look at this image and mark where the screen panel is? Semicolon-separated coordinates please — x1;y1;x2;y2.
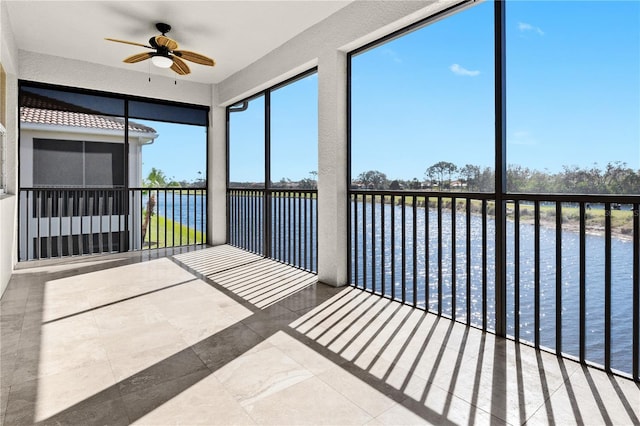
85;142;125;187
33;139;83;186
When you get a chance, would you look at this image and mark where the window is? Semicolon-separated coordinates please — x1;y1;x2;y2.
270;73;318;188
228;70;318;189
0;63;6;195
33;139;124;187
228;95;265;187
505;0;640;374
506;1;640;194
18;81;209;261
351;2;494;191
349;2;495;322
227;69;318;270
0;124;6;195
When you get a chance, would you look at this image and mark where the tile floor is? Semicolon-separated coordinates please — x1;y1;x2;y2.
1;245;639;425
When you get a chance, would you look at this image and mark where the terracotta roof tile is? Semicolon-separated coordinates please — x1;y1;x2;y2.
19;92;156;134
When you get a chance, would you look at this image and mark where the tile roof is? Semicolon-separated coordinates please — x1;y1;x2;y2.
20;92;157;134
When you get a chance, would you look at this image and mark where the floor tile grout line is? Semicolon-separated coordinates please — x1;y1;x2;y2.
103;349;133;425
5;245;640;425
523;359;581;425
523;359;582;425
41;278;200;325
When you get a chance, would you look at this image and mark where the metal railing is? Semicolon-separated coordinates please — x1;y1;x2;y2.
18;187;206;261
227;188;318;272
132;187;206;251
227;189;264;256
350;189;640;380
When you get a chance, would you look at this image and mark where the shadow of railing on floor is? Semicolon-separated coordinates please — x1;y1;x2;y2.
607;373;640;424
6;245;637;425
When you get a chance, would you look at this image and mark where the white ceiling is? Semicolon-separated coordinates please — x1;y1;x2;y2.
4;1;353;84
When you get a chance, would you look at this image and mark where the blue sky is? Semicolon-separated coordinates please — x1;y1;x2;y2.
151;1;639;184
228;74;318;183
139;120;207;182
351;0;640;181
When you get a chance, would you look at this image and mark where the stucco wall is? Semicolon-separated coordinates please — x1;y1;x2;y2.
215;0;456;286
0;195;16;295
19;50;212;107
1;0;465;292
216;1;444;106
1;0;19;297
2;4;214;296
208;86;226;246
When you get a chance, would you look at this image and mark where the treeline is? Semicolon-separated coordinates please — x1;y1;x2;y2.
354;161;640;194
145;167;206;188
230;172;319;190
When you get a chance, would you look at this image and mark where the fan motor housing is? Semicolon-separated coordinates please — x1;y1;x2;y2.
156;23;171;35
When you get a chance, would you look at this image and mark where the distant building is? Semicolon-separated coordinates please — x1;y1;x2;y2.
19;92;157;259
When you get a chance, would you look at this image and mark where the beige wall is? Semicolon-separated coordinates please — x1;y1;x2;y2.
215;0;456;286
0;3;212;297
1;0;19;297
1;0;462;294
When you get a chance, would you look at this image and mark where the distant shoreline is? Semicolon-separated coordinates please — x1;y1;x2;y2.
356;196;636;242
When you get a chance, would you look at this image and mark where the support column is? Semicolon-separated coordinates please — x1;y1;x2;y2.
208;86;227;246
317;50;349;287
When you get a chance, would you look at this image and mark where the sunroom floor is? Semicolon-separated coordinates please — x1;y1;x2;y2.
1;245;638;425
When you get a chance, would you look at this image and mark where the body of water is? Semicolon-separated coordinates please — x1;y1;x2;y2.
222;195;639;375
146;192;207;232
351;201;637;375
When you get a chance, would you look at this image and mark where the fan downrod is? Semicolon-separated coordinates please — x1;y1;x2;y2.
155;23;171;35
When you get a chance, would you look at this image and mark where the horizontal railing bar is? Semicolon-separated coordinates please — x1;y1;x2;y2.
350;189;640;204
129;187;207;191
506;193;640;203
350;189;495;199
19;186;128;191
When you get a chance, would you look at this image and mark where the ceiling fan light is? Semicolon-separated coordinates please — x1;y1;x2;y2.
151;55;173;68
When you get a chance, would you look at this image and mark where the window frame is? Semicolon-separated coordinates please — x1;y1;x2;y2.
18;80;210;192
225;67;318;190
0;123;6;195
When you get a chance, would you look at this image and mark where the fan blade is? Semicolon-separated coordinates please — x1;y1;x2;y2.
174;50;215;66
105;38;152;48
123;52;153;64
171;56;190;75
155;35;178;51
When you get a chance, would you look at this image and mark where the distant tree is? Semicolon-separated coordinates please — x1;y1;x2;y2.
389;180;402;190
191;171;205;188
141;168;168;243
603;161;635;194
298;171;318;189
426;161;457;190
276;177;292;188
459;164;481;191
357;170;388;189
409;178;422;190
298;178;317;189
477;167;495;192
507;164;531;192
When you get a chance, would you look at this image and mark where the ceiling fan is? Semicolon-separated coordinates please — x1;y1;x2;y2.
105;23;215;76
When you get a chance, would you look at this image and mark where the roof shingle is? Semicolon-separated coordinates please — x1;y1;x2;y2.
20;92;156;134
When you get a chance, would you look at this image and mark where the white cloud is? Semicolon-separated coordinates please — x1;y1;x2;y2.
382;48;402;64
518;22;544;36
509;130;538;146
450;63;480;77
